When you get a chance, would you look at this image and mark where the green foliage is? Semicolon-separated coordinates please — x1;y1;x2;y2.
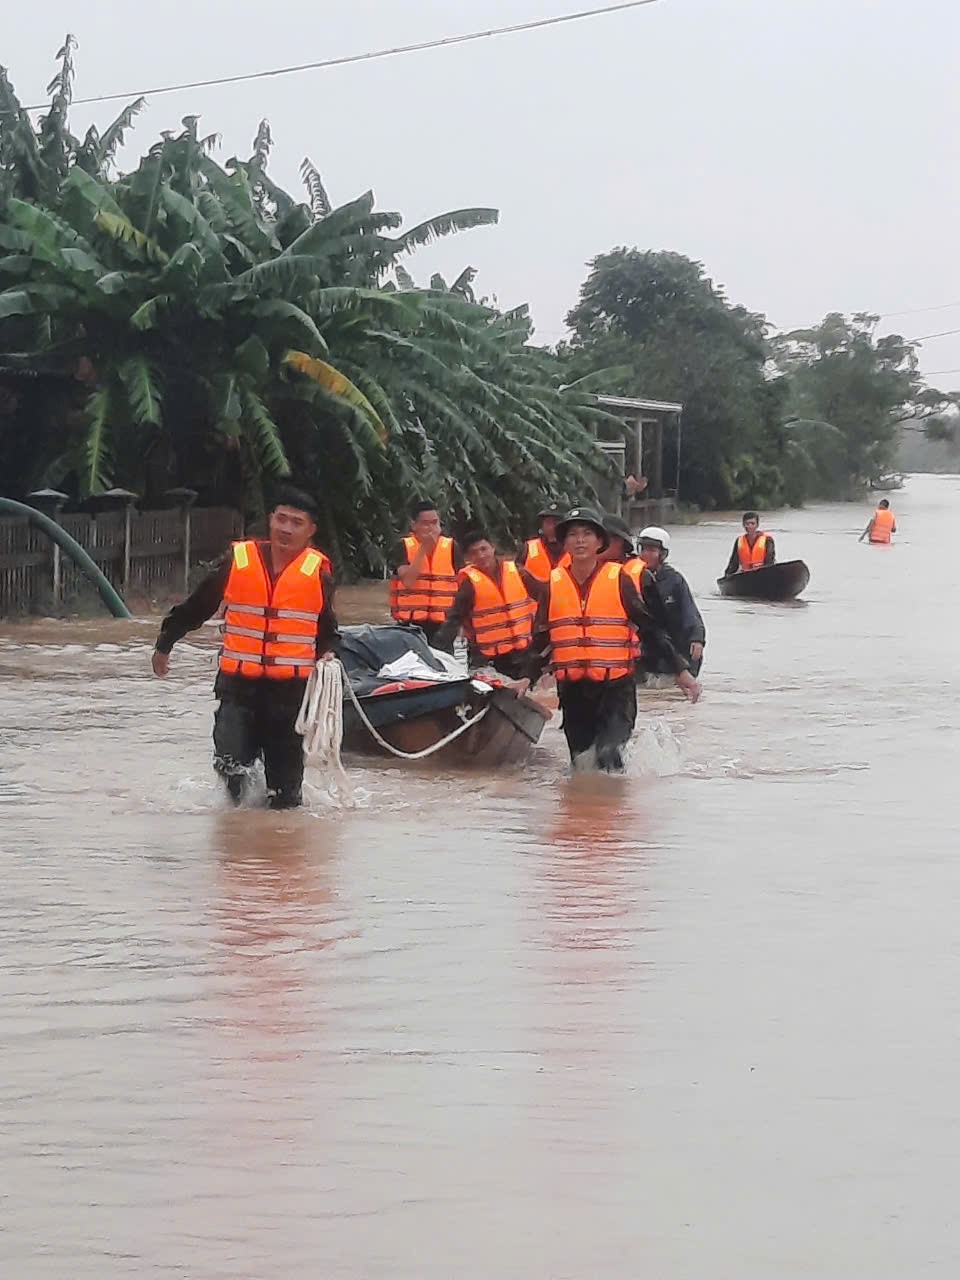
769;313;958;495
564;249;788;508
0;39;604;575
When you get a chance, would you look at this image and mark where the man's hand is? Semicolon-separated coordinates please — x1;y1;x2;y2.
317;651;335;664
676;670;701;703
151;650;170;678
689;642;704;663
418;530;439;554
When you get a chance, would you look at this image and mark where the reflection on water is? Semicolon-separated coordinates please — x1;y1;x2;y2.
211;811;342;1053
3;476;960;1276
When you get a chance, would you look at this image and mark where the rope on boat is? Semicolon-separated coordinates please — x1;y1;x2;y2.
296;659;491;766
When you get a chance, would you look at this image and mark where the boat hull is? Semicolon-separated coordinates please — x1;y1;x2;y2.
342;682;550;767
717;559;810;601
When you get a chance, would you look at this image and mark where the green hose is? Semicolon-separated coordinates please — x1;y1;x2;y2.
0;496;132;619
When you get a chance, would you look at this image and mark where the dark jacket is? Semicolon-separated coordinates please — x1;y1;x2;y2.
646;563;705;650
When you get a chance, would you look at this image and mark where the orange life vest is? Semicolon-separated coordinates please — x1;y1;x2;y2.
317;548;333;576
621;559;646;658
390;535;458;624
219;541;325;680
869;508;895;544
463;561;536;657
737;533;768;571
547;563;635;683
524;537;571;583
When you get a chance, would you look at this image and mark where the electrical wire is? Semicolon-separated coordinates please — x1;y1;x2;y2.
907;328;960;343
16;0;662;113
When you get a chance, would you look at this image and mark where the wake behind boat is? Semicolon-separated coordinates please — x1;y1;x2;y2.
337;624;550;766
717;559;810;601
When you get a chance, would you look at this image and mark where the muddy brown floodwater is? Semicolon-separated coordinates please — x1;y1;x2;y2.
2;475;959;1278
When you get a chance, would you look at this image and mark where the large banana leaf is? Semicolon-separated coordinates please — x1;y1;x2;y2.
282;350;387;443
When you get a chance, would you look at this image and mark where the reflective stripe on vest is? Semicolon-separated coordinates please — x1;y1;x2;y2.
463;561;536;657
547;563;634;682
870;508;895;543
524;537;571;583
218;541;324;680
621;559;646;658
389;535;458;624
737;533;768;571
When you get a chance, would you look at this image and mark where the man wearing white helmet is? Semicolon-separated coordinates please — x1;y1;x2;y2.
637;526;706;677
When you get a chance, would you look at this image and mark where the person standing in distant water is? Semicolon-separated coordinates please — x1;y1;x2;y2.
860;498;897;544
517;501;570;582
389;501;463;647
724;511;775;575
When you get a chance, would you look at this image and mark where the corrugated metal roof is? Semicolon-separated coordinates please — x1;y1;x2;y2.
596;394;683;414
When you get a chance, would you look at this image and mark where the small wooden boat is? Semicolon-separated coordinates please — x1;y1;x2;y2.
717;559;810;601
337;624;550;766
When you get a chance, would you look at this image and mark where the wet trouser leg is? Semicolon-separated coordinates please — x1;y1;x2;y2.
213;691;259;804
258;679;307;810
558;676;637;773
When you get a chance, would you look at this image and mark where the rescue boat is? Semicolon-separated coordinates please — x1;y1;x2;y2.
716;559;810;601
336;624;550;766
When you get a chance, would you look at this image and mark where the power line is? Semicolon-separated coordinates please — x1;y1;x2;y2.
878;300;960;319
15;1;662;113
908;327;960;343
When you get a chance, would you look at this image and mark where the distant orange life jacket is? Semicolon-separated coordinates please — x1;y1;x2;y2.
870;508;895;544
524;537;571;583
737;533;768;571
547;563;635;683
463;561;536;657
390;535;458;624
219;541;325;680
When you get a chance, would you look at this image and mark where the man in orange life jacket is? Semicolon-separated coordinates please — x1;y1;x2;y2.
433;530;540;679
517;500;570;582
151;486;337;809
724;511;776;576
390;501;463;647
860;498;897;544
529;507;700;773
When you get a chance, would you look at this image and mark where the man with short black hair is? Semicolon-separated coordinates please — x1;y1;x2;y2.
724;511;775;576
390;501;463;646
151;485;337;809
433;530;540;678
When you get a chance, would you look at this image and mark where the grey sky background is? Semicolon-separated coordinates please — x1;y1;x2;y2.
7;1;959;383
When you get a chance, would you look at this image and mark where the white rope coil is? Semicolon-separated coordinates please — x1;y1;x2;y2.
296;658;491;769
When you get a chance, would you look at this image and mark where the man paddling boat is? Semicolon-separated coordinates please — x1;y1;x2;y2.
151;486;337;809
724;511;775;575
530;507;700;773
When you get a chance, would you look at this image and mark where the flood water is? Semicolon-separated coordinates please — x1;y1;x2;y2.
2;474;958;1278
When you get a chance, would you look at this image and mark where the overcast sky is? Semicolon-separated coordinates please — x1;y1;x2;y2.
6;0;959;383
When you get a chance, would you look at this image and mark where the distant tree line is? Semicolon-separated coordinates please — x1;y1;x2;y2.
2;40;956;574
